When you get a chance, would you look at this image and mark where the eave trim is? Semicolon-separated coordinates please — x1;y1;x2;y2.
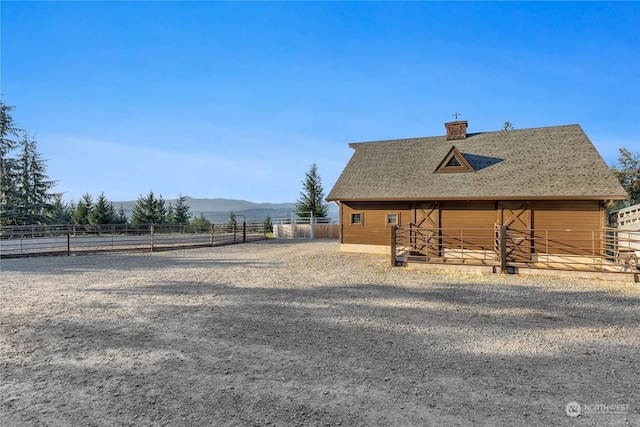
326;195;629;202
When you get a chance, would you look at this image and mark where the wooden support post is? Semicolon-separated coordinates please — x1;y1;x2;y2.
210;224;214;247
499;224;507;273
243;221;246;242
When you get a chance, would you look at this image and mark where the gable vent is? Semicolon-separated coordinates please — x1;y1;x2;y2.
435;146;474;173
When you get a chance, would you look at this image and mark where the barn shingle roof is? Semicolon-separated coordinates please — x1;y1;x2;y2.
326;124;628;201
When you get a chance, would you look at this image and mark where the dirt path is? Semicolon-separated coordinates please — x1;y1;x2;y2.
1;240;638;426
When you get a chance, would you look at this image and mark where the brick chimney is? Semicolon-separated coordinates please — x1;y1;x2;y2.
444;121;468;140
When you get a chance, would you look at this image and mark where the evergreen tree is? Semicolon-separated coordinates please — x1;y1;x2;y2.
72;193;93;224
174;193;192;224
296;161;328;218
191;213;211;228
502;121;514;131
611;148;640;209
165;203;176;224
49;195;73;224
227;211;236;231
1;101;59;225
88;192;114;225
107;203;116;224
113;204;128;224
67;200;77;221
0;155;19;225
16;133;58;224
130;190;166;224
0;100;22;225
263;215;273;233
0;100;21;156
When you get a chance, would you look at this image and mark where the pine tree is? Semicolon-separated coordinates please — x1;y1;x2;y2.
16;133;58;224
130;190;166;224
1;101;59;225
113;204;128;224
49;195;73;224
0;155;20;225
0;100;22;225
72;193;93;225
88;193;114;225
0;100;21;156
263;215;273;233
296;162;328;218
165;203;176;224
174;194;192;224
191;213;211;228
611;148;640;209
227;211;236;231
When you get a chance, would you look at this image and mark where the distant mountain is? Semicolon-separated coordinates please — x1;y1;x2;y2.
112;197;338;223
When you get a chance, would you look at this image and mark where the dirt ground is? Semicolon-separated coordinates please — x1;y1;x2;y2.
1;239;638;426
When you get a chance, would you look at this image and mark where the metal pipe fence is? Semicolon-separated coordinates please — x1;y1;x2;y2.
0;222;267;258
392;225;640;273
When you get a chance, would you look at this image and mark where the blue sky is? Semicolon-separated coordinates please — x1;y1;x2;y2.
2;1;639;203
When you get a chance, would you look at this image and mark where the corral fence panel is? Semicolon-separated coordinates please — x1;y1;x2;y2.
392;224;640;274
0;222;267;258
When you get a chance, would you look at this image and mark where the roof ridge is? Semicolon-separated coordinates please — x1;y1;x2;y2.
477;123;581;135
349;123;582;146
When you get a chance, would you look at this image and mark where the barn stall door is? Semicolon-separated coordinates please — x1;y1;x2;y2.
500;201;532;263
412;202;440;257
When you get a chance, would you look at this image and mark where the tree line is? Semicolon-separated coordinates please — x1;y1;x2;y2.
63;191;195;226
45;189;275;231
0;98;323;229
0;99;203;226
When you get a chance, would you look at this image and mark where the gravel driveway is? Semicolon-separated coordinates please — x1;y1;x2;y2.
1;239;638;426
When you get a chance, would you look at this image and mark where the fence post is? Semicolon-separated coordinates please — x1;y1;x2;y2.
546;230;549;266
67;226;71;256
310;212;314;240
243;221;246;242
291;213;295;239
210;223;214;247
391;225;397;267
499;224;507;273
592;230;596;269
150;223;154;253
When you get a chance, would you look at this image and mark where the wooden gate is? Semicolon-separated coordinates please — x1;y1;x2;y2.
412;202;440;257
500;201;532;263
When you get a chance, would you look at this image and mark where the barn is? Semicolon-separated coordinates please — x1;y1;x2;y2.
327;121;631;272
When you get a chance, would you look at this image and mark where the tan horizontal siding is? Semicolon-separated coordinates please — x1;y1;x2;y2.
340;200;608;257
342;201;411;246
532;201;604;255
440;201;497;250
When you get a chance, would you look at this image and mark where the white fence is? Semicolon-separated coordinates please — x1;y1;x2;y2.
272;215;339;239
